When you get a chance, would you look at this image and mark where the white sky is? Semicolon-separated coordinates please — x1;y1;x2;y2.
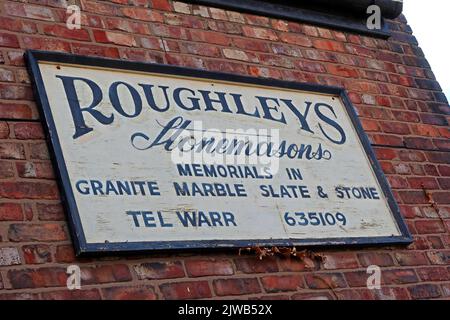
403;1;450;101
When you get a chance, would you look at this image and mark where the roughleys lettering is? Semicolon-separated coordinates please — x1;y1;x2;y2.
55;75;346;145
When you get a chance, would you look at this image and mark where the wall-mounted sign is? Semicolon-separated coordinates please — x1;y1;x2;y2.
26;51;411;255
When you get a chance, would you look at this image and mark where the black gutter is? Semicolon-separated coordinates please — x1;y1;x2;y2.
182;0;404;38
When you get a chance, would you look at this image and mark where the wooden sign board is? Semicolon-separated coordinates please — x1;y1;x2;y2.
26;51;411;255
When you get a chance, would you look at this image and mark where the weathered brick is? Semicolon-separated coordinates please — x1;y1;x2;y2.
394;251;429;266
102;286;157;300
242;26;278;40
416;267;449;281
213;278;261;296
234;257;278;273
0;203;23;221
22;244;52;264
160;281;212;299
134;261;185;279
304;273;347;289
323;252;359;270
0;32;19;48
43;24;90;41
357;252;394;267
81;265;132;284
8;267;67;289
0;182;59;200
383;269;419;284
4;2;54;21
93;30;137;47
8;223;67;242
408;284;441;299
185;259;234;277
0;247;21;266
261;275;303;293
42;289;102;300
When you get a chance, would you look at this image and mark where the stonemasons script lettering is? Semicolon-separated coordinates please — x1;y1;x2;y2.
56;75;348;160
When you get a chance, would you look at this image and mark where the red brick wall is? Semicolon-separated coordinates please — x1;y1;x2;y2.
0;0;449;300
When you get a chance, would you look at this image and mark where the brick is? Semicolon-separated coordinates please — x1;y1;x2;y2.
152;0;172;11
188;29;231;46
313;39;345;52
261;275;303;293
134;261;185;279
185;258;234;277
408;284;441;299
304;273;347;289
0;293;39;300
71;43;120;58
8;223;67;242
0;103;33;120
407;177;439;189
0;84;33;100
278;257;317;271
223;48;255;62
93;30;137;47
279;33;312;47
0;17;37;33
173;1;191;14
16;162;54;179
80;0;115;12
234;257;278;273
291;292;333;300
375;287;410;300
0;182;59;200
102;286;157;300
8;267;67;289
432;192;450;204
335;289;374;300
213;278;261;296
437;177;450;190
0;67;14;82
399;191;428;204
4;2;54;21
43;25;90;41
360;119;380;132
242;26;278;40
22;244;52;264
415;220;445;234
36;203;65;221
160;281;212;299
380;122;410;135
0;247;21;266
426;251;449;265
22;36;70;52
55;245;76;263
326;65;359;78
394;251;429;266
323;252;359;269
121;7;164;22
0;33;20;48
416;267;449;281
344;270;369;287
12;123;44;139
404;137;436;150
81;265;132;284
420;113;448;126
357;252;394;267
0;161;14;178
0;203;23;221
42;289;101;300
383;269;419;284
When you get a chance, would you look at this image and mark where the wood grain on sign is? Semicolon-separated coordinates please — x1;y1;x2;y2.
26;51;411;254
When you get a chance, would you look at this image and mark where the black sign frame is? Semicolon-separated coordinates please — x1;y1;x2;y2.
26;50;412;256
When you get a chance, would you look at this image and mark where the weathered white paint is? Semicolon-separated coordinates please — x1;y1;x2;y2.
37;62;402;246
